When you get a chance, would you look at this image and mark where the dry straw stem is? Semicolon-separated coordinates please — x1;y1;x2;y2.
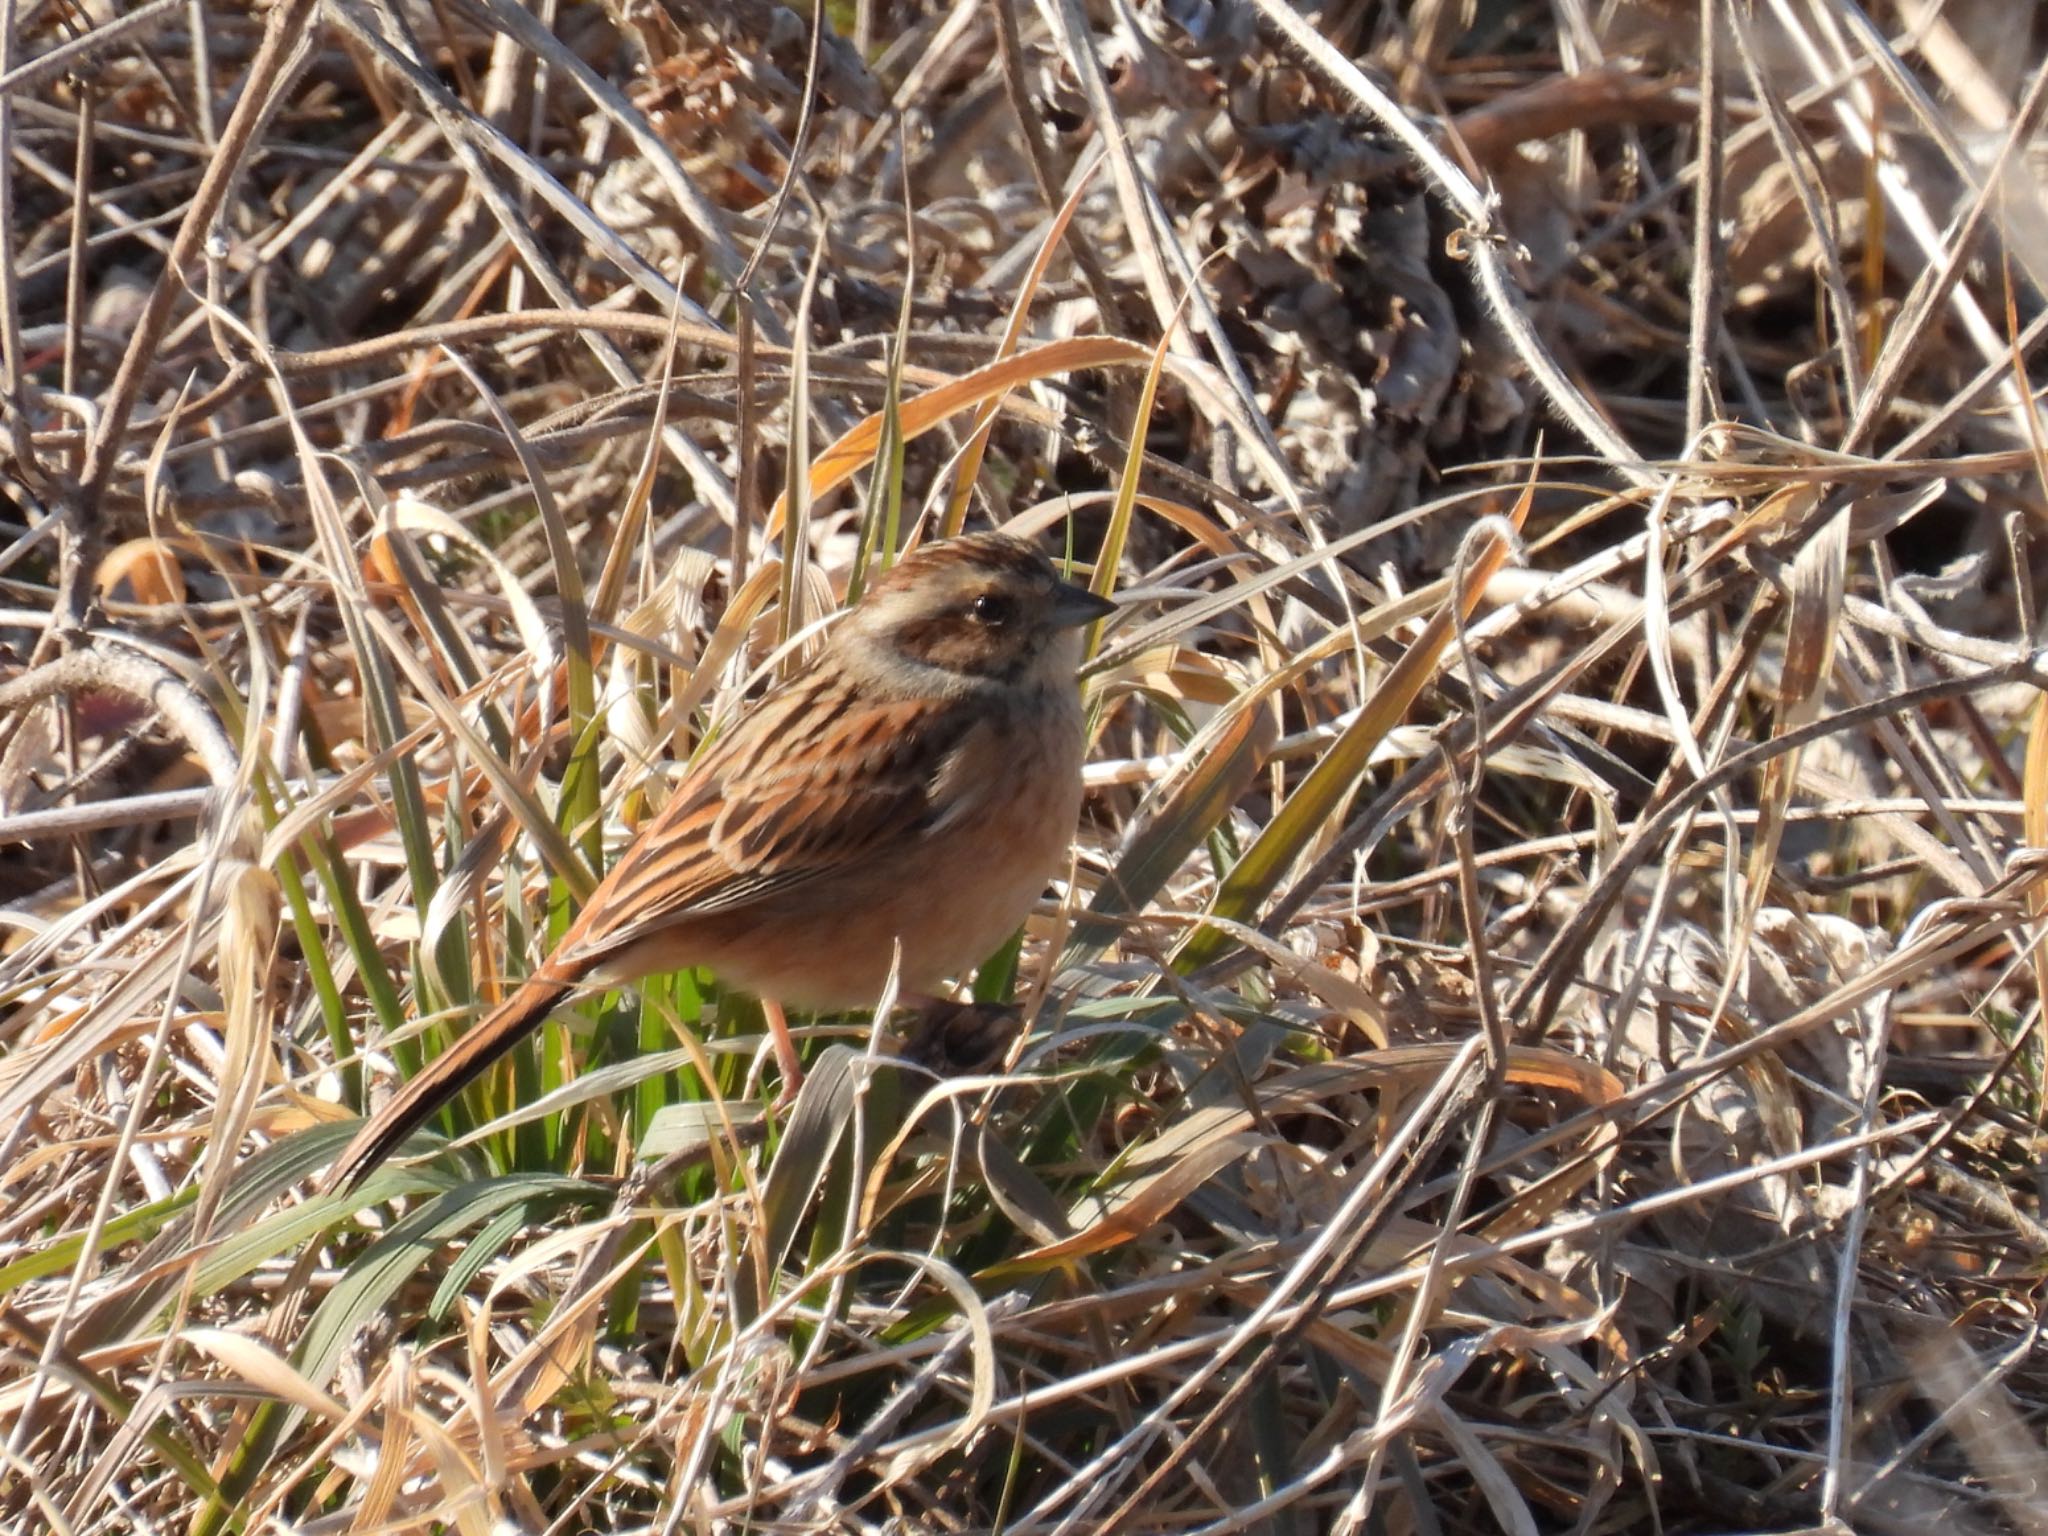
5;0;2048;1530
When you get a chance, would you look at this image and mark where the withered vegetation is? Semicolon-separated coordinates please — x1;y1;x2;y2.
0;1;2045;1532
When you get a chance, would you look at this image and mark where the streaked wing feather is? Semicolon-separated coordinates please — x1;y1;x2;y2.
560;682;972;964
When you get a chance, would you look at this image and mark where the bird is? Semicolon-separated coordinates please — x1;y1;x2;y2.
322;530;1115;1193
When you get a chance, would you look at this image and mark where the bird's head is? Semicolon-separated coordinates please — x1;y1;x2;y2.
844;531;1114;687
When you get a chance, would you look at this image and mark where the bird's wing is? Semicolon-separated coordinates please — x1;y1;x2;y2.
558;679;980;963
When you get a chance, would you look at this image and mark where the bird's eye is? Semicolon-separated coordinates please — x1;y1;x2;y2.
970;592;1014;626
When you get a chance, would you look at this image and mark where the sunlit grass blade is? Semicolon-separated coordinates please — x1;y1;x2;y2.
780;233;830;667
1065;688;1275;966
190;1175;600;1536
1175;500;1528;972
941;150;1104;537
1087;290;1187;656
851;179;918;597
771;336;1157;534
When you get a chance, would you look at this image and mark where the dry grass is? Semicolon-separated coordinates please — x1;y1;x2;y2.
1;0;2046;1531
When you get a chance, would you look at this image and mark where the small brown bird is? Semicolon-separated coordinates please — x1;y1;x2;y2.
323;531;1113;1192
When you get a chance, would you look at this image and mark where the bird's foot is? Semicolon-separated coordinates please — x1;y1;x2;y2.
899;996;1023;1074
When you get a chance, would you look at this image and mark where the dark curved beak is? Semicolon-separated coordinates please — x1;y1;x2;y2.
1049;580;1118;629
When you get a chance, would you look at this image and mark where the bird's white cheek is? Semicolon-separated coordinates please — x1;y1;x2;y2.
1041;625;1086;678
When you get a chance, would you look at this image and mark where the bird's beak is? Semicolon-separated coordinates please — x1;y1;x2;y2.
1049;579;1119;629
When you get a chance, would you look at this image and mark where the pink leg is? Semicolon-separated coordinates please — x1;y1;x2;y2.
760;997;804;1104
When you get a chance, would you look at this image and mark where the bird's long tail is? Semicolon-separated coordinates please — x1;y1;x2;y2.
322;968;575;1194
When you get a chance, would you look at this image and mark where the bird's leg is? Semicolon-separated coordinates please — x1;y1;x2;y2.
760;997;804;1106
